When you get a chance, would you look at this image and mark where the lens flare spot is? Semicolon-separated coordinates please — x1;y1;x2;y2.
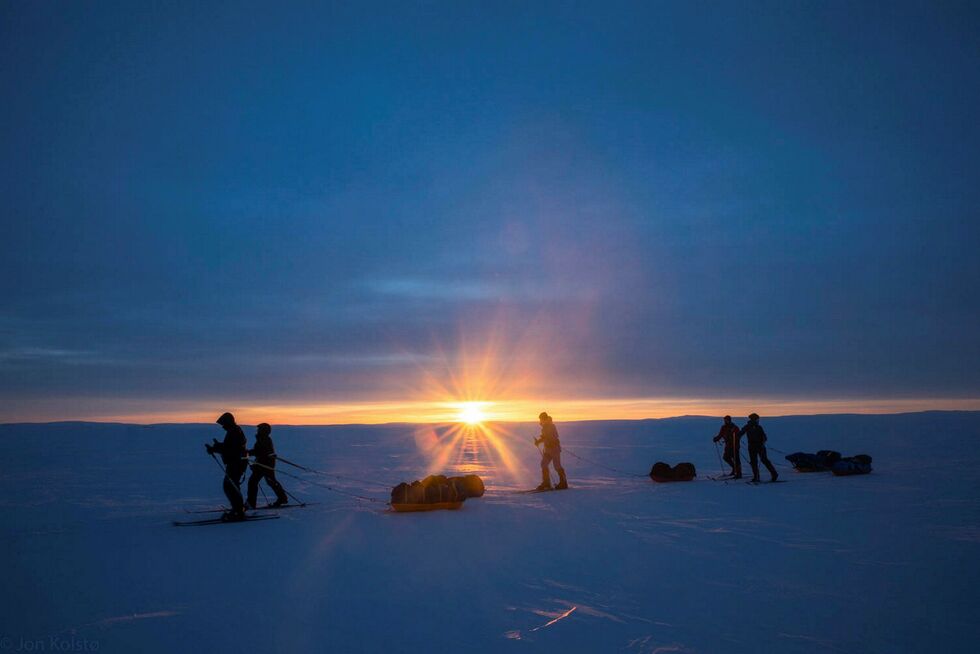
457;402;488;425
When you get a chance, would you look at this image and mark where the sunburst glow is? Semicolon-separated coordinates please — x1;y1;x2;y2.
457;402;488;425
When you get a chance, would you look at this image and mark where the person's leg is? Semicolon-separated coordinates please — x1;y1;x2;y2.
538;451;553;489
553;451;568;489
266;470;289;504
758;446;778;481
232;464;247;513
733;446;742;478
748;444;761;482
224;470;245;515
247;467;266;509
723;446;735;473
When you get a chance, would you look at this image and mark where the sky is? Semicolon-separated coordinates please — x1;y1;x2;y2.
1;1;978;423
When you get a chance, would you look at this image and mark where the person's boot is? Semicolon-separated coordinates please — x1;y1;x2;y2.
272;496;288;507
770;470;779;483
535;470;552;491
555;470;568;490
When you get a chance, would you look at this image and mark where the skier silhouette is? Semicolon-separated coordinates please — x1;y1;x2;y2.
206;412;248;519
246;423;289;509
739;413;778;483
713;415;742;478
535;412;568;490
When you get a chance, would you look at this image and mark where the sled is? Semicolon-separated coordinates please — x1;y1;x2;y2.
649;461;696;482
831;455;873;476
650;473;696;483
831;464;872;476
390;501;464;513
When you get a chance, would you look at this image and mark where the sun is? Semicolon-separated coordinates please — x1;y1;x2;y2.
457;402;487;425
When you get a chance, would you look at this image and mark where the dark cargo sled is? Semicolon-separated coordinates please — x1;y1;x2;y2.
389;474;486;512
831;454;873;476
649;461;696;482
785;450;841;472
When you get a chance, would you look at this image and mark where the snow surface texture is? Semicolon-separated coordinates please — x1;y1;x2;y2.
2;412;978;653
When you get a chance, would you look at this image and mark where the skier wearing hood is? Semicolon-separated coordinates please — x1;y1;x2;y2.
535;412;568;491
206;412;248;519
739;413;779;483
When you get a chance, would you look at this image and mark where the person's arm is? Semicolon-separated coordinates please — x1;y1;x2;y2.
713;426;724;442
759;426;767;443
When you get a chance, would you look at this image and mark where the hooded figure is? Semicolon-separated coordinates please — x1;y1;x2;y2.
534;412;568;491
206;412;248;519
246;423;289;508
739;413;778;483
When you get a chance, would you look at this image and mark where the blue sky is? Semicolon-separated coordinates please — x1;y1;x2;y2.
1;1;978;421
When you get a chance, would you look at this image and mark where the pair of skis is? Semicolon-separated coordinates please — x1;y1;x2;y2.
512;486;570;494
709;473;787;484
173;502;315;527
173;514;280;527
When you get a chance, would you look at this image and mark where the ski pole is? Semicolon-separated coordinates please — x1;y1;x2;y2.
210;452;246;502
249;460;306;506
533;439;551;486
713;440;726;475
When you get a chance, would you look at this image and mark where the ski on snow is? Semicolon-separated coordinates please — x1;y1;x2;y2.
184;502;316;515
173;514;280;527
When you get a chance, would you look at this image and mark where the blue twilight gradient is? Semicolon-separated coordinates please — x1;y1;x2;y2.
1;1;978;413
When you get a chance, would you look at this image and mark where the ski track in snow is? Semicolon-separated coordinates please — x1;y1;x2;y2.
2;413;979;653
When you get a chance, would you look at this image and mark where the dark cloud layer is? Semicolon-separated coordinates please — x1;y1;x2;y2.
2;2;978;418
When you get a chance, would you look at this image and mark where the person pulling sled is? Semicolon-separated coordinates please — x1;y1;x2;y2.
713;415;742;478
247;422;289;509
535;412;568;490
206;412;249;520
739;413;778;483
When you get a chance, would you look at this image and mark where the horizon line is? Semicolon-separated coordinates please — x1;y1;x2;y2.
3;405;979;429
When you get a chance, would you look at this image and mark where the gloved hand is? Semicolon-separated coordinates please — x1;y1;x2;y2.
205;443;214;455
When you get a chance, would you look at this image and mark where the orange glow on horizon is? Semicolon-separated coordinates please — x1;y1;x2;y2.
3;313;977;425
17;395;980;425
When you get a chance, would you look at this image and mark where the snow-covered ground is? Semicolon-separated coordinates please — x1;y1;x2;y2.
2;412;978;653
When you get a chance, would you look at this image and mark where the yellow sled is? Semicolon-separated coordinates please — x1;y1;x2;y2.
390;501;464;513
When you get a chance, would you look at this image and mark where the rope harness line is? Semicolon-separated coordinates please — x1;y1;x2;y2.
251;460;389;505
562;448;648;479
274;455;396;490
246;461;308;506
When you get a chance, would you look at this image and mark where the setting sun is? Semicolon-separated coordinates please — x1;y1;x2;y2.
457;402;488;425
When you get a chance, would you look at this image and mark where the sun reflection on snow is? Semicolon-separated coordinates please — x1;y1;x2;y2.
412;421;528;488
